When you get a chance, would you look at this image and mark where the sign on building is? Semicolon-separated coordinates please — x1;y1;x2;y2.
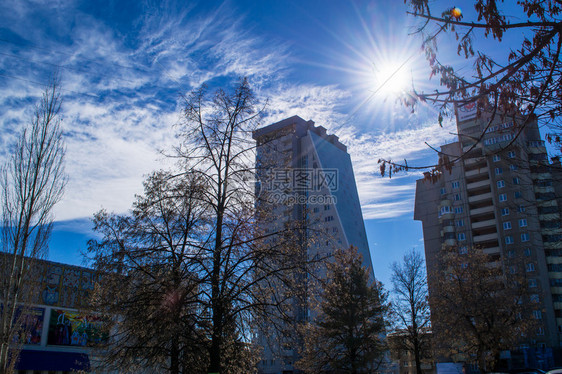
456;101;478;122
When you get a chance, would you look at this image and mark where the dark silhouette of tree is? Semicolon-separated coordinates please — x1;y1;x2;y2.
0;79;67;373
177;78;305;374
87;171;210;373
390;249;431;374
297;246;389;374
88;79;308;374
380;1;562;175
429;246;537;372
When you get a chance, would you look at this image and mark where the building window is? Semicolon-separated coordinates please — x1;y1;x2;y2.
325;216;334;222
521;233;530;242
503;222;512;230
493;155;501;162
507;151;516;158
510;164;518;171
459;246;468;254
499;193;507;202
501;208;509;216
495;167;503;175
514;191;522;199
527;263;535;272
534;310;542;319
313;207;319;213
455;206;463;214
513;177;520;185
454;194;461;201
530;294;539;303
324;205;331;210
508;250;515;258
452;181;459;189
537;327;545;336
529;278;537;288
524;248;532;256
439;206;452;216
519;219;527;227
440;187;446;195
509;266;517;274
505;236;514;244
497;180;505;188
456;220;464;227
518;205;525;213
458;233;466;241
332;227;338;233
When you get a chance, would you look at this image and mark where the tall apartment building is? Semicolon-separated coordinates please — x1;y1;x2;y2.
253;115;373;374
414;106;562;358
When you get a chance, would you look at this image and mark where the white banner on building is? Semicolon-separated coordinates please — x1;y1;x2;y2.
456;101;478;122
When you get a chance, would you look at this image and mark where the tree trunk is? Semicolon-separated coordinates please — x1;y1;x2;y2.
208;207;224;374
413;322;422;374
208;306;222;373
477;347;486;373
170;337;179;374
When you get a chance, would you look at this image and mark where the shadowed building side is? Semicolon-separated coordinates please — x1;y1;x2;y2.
253;115;373;374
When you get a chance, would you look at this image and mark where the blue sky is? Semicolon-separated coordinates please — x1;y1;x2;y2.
0;0;546;288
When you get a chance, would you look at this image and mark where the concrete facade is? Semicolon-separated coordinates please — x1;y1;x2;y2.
253;115;372;374
414;108;562;354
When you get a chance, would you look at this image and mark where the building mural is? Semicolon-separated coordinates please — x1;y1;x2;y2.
13;307;44;345
47;309;108;347
0;256;109;372
26;260;98;308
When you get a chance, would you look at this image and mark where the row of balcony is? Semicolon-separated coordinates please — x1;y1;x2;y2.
465;166;489;178
468;191;493;204
473;232;498;243
463;158;500;248
467;179;490;190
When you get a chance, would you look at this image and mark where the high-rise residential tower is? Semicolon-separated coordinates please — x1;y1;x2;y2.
414;105;562;362
253;115;373;374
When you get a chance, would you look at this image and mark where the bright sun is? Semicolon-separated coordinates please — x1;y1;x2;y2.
372;58;412;97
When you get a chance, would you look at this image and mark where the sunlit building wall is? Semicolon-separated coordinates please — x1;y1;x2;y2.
414;106;562;360
253;115;373;374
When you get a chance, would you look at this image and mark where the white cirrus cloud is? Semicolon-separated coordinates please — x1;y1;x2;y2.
343;116;457;220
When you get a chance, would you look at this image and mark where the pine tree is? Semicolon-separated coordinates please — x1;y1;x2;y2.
297;246;389;374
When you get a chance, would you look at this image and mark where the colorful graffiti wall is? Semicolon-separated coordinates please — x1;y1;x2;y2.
13;307;44;345
47;309;108;347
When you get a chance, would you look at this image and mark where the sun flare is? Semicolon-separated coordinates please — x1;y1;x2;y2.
372;58;412;97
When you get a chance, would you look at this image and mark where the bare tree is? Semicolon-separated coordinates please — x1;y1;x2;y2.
87;171;209;373
176;78;309;373
390;249;431;374
88;79;308;373
429;246;536;372
0;79;67;373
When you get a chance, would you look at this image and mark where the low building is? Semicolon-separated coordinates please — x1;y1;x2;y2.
4;257;107;373
387;329;435;374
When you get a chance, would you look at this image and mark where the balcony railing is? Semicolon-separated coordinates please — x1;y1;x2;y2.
472;219;497;230
473;232;498;242
465;167;489;178
468;192;493;203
